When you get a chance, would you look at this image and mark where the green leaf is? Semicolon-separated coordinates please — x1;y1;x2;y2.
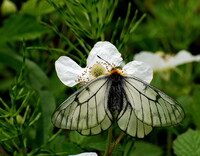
48;135;84;155
69;131;87;145
35;90;56;144
0;46;49;90
173;129;200;156
128;141;163;156
20;0;65;16
81;137;106;151
69;131;106;151
190;86;200;129
0;14;48;42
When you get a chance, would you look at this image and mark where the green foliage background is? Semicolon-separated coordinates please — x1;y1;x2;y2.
1;0;200;155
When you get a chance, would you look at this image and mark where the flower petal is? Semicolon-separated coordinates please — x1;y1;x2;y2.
87;41;123;68
123;60;153;83
69;152;98;156
134;51;166;70
167;50;200;67
55;56;84;87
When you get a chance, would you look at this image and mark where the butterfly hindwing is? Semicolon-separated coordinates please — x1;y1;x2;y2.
117;100;153;138
78;114;113;135
52;76;113;135
122;75;184;127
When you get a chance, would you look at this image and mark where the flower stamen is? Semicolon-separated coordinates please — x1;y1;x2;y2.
90;63;106;78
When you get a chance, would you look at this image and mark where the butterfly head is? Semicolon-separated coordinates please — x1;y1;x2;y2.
108;68;123;76
96;55;124;75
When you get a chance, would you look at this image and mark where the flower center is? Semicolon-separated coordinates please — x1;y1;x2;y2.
156;51;173;62
90;63;106;78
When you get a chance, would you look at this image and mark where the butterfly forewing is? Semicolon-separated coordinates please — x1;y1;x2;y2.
122;76;184;127
52;77;113;132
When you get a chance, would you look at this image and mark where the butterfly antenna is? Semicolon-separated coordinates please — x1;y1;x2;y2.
97;55;113;67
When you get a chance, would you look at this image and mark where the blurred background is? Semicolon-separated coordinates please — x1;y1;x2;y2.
1;0;200;155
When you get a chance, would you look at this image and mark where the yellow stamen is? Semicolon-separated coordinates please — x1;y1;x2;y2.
90;63;106;78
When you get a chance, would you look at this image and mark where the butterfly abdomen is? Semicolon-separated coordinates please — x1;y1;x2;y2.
108;71;124;115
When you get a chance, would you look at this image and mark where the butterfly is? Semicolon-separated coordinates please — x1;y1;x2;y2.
52;67;184;138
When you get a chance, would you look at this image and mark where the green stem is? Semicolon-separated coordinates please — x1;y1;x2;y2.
166;131;172;156
18;129;26;155
108;132;125;155
104;130;126;156
104;127;113;156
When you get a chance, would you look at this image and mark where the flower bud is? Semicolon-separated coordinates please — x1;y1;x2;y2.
1;0;17;15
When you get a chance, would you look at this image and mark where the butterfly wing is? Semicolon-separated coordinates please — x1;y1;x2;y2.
121;75;184;127
77;114;112;135
117;100;153;138
52;76;113;135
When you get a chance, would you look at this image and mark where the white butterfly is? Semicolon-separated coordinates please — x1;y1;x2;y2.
52;67;184;138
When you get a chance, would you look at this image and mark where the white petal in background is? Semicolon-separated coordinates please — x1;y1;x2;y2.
134;51;166;70
134;50;200;71
69;152;98;156
167;50;200;67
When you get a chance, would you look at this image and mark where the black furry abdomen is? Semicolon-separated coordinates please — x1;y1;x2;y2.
108;73;124;115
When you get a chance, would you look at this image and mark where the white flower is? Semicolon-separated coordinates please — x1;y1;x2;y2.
55;41;153;87
134;50;200;71
69;152;98;156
